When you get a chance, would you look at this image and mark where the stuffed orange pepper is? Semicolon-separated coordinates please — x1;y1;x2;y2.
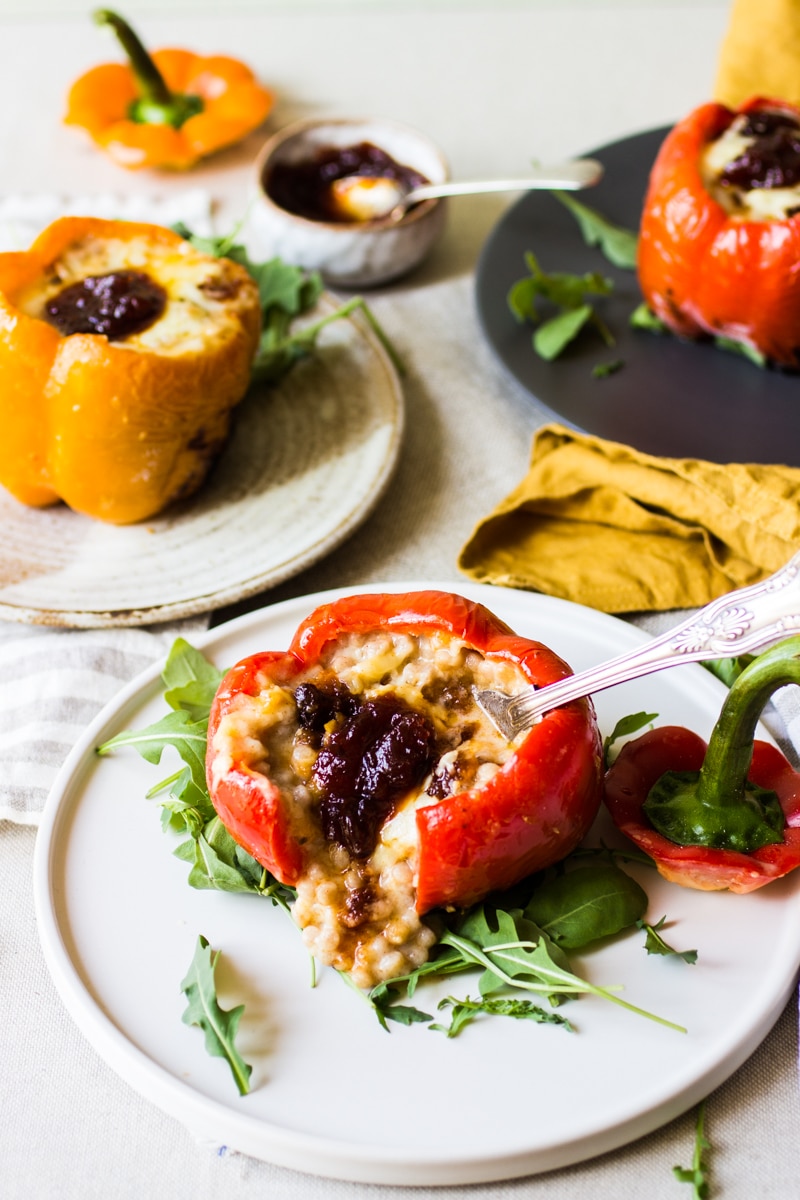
0;216;261;523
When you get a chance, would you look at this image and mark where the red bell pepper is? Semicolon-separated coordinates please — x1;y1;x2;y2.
206;590;603;914
637;96;800;368
604;639;800;893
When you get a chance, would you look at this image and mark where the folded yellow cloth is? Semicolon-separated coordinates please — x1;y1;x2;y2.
715;0;800;109
458;424;800;613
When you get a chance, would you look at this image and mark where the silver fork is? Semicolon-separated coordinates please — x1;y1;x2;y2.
473;552;800;741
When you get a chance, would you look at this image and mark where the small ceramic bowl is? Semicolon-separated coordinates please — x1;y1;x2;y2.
248;117;449;288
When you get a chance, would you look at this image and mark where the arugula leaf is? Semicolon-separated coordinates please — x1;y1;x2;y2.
373;995;433;1028
554;191;639;269
98;708;209;790
162;637;225;719
592;359;623;378
534;305;594;360
673;1101;711;1198
603;710;658;766
714;335;767;368
524;863;648;949
439;909;685;1030
509;250;615;361
180;935;253;1096
638;916;698;964
630;302;667;333
702;656;755;687
430;994;572;1038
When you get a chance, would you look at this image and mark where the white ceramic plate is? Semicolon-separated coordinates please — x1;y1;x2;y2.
33;582;800;1186
0;298;402;628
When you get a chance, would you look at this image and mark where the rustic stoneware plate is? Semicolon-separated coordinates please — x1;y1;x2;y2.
33;582;800;1185
0;298;403;627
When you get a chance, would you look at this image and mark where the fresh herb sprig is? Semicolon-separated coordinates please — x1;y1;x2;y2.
638;916;698;964
673;1101;711;1198
97;639;294;906
603;710;659;766
430;994;571;1038
554;191;638;269
508;249;615;361
181;935;253;1096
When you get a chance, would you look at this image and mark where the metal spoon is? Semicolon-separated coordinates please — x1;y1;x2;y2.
474;552;800;741
329;158;605;222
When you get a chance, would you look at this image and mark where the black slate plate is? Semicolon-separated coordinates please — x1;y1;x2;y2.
475;126;800;465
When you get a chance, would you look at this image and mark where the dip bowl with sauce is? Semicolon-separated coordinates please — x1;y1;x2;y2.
249;117;449;287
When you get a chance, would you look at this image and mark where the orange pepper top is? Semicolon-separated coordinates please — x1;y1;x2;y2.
65;10;274;170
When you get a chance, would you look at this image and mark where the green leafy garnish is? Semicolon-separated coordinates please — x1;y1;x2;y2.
173;224;402;384
508;250;615;360
554;191;639;269
180;935;253;1096
524;863;648;949
437;912;684;1031
430;994;572;1038
702;656;755;688
603;710;658;766
638;917;698;964
714;336;767;368
673;1101;711;1198
592;358;623;378
630;301;667;333
97;639;295;904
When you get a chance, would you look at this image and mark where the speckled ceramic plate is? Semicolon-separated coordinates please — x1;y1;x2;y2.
0;298;403;628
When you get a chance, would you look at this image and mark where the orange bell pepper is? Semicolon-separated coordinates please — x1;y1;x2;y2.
0;216;261;524
65;9;274;170
637;96;800;368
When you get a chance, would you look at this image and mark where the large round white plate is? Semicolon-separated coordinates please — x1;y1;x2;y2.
33;582;800;1186
0;298;402;628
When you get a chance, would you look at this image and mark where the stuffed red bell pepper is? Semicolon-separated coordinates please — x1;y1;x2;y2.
206;590;603;986
604;638;800;893
637;96;800;368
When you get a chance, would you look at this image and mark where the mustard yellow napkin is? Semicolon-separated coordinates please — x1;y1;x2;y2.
458;424;800;613
715;0;800;109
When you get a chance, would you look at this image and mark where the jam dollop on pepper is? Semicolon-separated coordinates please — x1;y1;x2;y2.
637;96;800;368
604;638;800;893
65;9;273;170
44;269;167;340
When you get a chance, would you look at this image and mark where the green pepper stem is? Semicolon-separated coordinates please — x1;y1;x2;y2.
94;9;172;105
696;635;800;807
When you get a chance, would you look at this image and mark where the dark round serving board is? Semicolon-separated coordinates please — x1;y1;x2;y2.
475;127;800;465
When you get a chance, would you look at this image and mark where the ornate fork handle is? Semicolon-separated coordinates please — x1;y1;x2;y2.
474;551;800;741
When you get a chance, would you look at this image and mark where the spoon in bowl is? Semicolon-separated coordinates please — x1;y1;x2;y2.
329;157;605;222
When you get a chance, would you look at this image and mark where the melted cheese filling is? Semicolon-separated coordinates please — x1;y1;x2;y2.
700;115;800;219
14;233;252;355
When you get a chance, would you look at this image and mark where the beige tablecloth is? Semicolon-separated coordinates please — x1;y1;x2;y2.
3;4;800;1197
4;272;800;1200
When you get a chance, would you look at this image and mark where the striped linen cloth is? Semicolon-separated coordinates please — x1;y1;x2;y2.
0;620;208;824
